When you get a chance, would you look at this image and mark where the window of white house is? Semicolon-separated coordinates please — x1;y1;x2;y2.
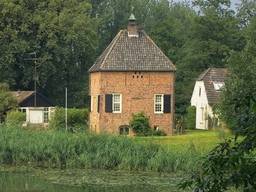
154;94;164;113
43;107;49;123
19;108;26;113
112;94;122;113
201;107;204;121
213;82;225;91
199;87;201;97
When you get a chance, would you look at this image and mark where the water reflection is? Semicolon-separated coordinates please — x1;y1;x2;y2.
0;171;185;192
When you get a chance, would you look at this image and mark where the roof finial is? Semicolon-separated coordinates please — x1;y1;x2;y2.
129;13;136;21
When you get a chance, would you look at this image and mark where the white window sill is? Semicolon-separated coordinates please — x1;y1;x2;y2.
113;111;122;114
154;112;164;114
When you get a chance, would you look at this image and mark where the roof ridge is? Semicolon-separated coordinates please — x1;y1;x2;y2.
197;68;211;81
100;30;123;69
143;31;176;71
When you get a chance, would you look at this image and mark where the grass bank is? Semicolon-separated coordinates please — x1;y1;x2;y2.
0;125;227;173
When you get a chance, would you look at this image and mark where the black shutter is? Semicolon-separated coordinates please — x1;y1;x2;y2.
97;95;100;113
105;94;112;113
88;95;91;112
164;95;171;113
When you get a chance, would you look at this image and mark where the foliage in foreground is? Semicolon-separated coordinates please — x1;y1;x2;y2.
0;125;202;173
49;107;89;132
180;14;256;192
129;112;166;136
5;111;25;127
184;106;196;130
0;83;17;122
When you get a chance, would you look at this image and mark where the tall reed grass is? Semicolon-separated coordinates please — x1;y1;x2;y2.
0;125;203;173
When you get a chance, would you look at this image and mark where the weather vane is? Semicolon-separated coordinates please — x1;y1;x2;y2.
131;5;134;12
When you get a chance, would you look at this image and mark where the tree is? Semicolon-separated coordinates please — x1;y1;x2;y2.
184;106;196;129
237;0;256;27
176;0;244;114
0;83;17;122
180;15;256;192
0;0;98;107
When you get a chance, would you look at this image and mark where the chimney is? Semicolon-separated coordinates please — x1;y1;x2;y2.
127;13;138;37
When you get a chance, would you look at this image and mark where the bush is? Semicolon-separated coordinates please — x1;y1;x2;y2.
5;111;26;128
49;107;88;132
0;83;17;122
152;129;167;136
129;112;151;136
130;112;168;136
184;106;196;129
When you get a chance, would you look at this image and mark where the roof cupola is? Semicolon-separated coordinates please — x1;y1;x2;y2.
127;13;138;37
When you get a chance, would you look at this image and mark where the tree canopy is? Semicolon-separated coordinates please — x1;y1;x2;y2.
180;5;256;191
1;0;256;190
0;0;251;114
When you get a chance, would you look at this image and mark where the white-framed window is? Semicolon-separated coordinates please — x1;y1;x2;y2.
112;93;122;113
91;96;94;112
97;95;100;113
19;108;26;113
43;107;49;123
213;82;225;91
154;94;164;114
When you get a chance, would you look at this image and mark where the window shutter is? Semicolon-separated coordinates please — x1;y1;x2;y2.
97;95;100;113
105;94;113;113
88;96;91;112
164;95;171;113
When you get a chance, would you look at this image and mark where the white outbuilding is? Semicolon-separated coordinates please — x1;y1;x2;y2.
11;91;55;126
191;68;228;130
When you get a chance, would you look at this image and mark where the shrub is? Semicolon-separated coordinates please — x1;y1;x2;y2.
152;129;167;136
49;107;88;132
5;111;26;128
0;83;17;122
130;112;151;136
184;106;196;129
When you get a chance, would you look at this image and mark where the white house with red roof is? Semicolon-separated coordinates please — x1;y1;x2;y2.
191;68;228;130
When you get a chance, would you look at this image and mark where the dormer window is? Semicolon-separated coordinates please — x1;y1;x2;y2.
213;82;225;91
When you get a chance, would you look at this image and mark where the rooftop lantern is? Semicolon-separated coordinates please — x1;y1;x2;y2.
127;13;138;37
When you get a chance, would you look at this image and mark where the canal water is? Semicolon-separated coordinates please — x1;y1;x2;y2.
0;169;186;192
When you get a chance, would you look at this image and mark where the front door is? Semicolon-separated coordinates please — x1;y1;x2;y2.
29;109;43;124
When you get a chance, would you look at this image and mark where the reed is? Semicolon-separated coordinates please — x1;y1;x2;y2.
0;125;207;173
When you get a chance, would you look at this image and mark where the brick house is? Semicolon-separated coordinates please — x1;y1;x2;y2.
88;14;176;135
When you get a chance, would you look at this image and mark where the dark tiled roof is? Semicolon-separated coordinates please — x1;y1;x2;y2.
198;68;228;105
10;91;34;104
10;91;53;107
89;30;176;72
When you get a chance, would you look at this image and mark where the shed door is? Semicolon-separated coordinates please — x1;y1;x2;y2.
29;109;43;124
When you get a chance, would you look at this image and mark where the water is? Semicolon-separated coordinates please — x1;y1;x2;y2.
0;169;186;192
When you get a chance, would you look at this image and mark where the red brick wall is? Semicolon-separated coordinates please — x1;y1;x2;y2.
89;71;175;135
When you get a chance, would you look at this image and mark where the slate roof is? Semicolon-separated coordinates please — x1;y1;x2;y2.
197;68;228;105
89;30;176;72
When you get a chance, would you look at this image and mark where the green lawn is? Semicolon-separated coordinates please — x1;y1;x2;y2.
134;129;232;154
